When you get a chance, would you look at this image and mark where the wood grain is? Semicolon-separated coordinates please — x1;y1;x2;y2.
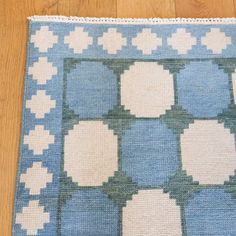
117;0;176;18
0;1;29;235
0;0;235;235
176;0;235;17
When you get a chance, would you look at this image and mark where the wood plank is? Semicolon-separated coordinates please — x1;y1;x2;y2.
33;0;117;17
176;0;236;17
234;0;236;15
64;0;117;17
117;0;176;18
0;1;31;235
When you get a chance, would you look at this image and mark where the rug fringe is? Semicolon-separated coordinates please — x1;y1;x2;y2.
28;15;236;24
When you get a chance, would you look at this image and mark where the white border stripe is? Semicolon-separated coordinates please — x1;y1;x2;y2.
28;16;236;25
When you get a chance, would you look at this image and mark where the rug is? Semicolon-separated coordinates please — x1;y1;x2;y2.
13;16;236;236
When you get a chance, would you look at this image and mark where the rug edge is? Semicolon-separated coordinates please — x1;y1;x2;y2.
28;15;236;25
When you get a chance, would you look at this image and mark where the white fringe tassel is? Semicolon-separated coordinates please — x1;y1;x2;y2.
28;16;236;25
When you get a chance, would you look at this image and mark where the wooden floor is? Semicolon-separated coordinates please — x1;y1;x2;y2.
1;0;236;234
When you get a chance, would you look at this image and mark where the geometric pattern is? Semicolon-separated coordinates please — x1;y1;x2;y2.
201;28;232;54
14;17;236;236
167;28;197;54
64;26;93;54
30;26;58;52
26;90;56;118
181;120;236;184
15;200;50;235
123;190;182;236
98;28;127;54
20;162;53;195
120;62;175;117
132;28;162;55
23;125;55;155
62;57;236;236
28;57;57;85
64;121;118;186
102;171;138;207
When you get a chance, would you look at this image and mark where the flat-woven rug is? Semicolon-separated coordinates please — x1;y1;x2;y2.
13;16;236;236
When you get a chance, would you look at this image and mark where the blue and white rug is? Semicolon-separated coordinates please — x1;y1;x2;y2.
13;16;236;235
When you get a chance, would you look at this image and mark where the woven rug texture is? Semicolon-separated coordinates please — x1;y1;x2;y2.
13;16;236;236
